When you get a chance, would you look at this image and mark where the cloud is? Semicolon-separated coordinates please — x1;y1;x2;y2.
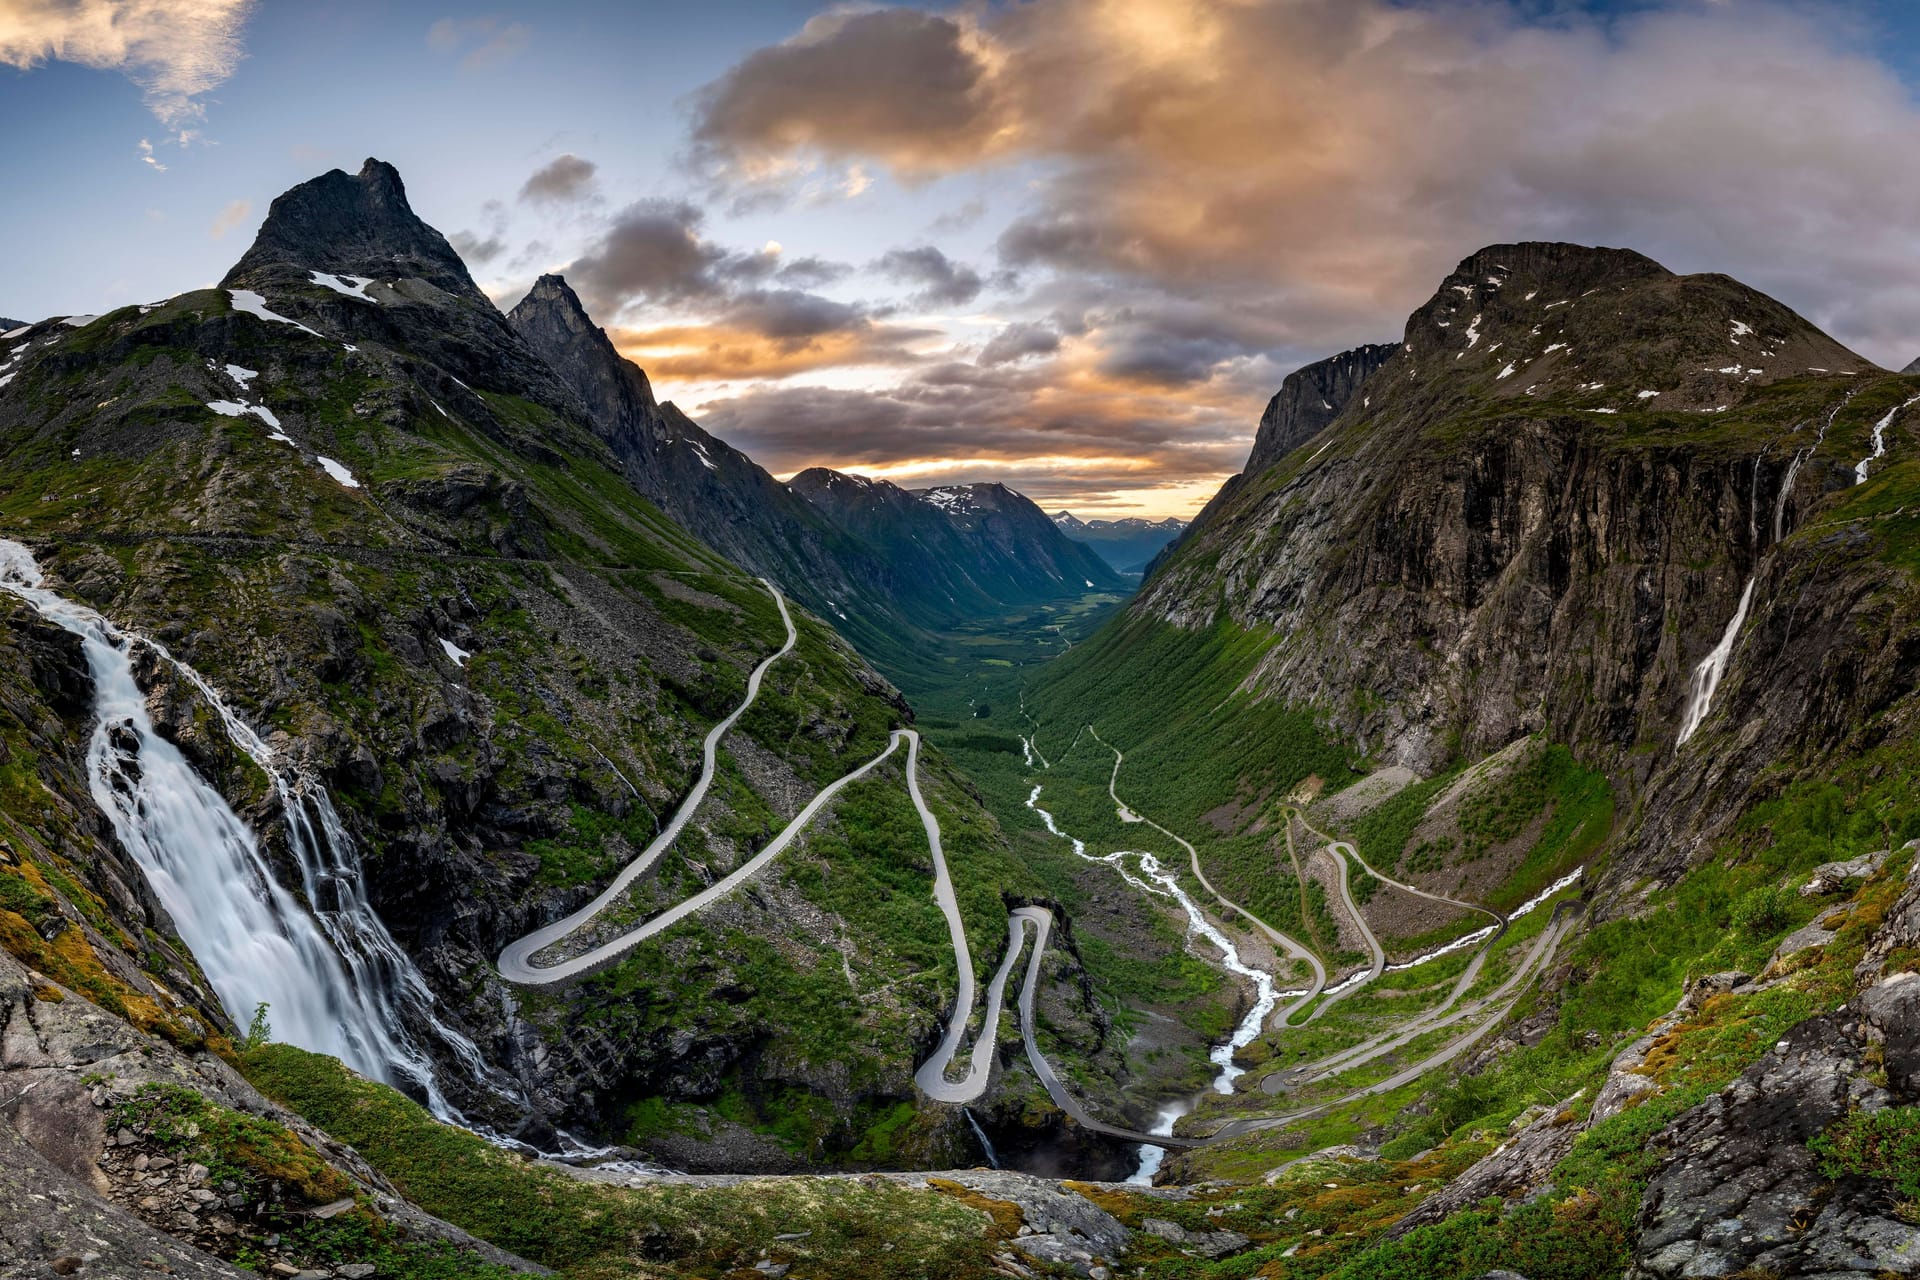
450;198;510;266
0;0;256;133
694;327;1277;511
613;313;933;382
687;0;1920;368
519;153;598;204
689;7;1008;186
929;198;987;235
565;199;729;313
978;321;1060;366
208;198;249;239
426;16;529;70
137;137;166;171
873;245;984;308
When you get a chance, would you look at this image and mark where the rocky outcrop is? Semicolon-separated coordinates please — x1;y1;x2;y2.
0;946;539;1278
1631;863;1920;1278
1244;343;1398;475
218;159;580;411
1388;1097;1586;1237
223;159;480;302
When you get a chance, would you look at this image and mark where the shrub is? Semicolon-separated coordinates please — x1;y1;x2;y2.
1730;885;1796;938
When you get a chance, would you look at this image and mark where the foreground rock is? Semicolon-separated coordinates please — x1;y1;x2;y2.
0;947;540;1279
1631;865;1920;1278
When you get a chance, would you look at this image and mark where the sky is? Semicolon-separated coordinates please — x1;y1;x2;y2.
5;1;1920;518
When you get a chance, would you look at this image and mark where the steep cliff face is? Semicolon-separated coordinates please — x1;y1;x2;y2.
1244;342;1399;474
1135;243;1897;805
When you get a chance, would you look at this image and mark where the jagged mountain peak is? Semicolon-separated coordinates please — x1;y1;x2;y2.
508;271;660;423
222;156;481;300
1391;240;1873;414
1245;342;1399;474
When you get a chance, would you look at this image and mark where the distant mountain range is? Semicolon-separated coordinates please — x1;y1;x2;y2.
1051;511;1187;573
505;272;1122;677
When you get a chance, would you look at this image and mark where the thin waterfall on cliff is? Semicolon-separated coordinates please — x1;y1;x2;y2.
1676;577;1756;745
0;539;484;1119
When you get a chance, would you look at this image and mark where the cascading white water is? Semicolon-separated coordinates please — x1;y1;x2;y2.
963;1108;1002;1169
0;540;481;1117
1855;395;1920;485
1775;389;1860;542
1676;576;1755;745
1025;770;1282;1178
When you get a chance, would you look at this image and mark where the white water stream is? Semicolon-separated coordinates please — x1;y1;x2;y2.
0;540;484;1118
1024;765;1282;1181
1855;395;1920;485
1676;576;1754;746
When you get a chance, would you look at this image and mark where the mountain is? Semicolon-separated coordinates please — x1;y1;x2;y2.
508;272;1124;679
790;471;1126;615
1905;354;1920;374
1244;341;1400;474
1051;511;1187;573
0;158;1167;1229
0;317;23;333
1022;240;1920;1270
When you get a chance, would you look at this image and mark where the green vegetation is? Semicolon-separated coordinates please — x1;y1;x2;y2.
240;1044;1007;1280
1811;1106;1920;1209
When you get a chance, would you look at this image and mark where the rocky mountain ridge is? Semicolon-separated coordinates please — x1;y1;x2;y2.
788;468;1126;615
506;272;1126;676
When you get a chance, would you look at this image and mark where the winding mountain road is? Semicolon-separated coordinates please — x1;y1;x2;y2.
498;579;800;985
496;586;1580;1154
1304;826;1387;1022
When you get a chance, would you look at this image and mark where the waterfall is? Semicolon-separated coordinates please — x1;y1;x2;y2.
1775;389;1861;541
1126;1102;1191;1186
962;1108;1002;1169
1676;576;1755;746
0;540;485;1118
1855;395;1920;485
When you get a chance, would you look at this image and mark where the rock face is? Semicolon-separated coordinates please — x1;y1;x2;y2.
1632;973;1920;1277
1243;342;1398;475
223;158;479;301
1122;242;1911;883
219;157;579;408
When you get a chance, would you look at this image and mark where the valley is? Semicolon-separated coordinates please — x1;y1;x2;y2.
2;159;1920;1280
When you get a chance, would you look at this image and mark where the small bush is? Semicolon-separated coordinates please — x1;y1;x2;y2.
1730;885;1797;938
